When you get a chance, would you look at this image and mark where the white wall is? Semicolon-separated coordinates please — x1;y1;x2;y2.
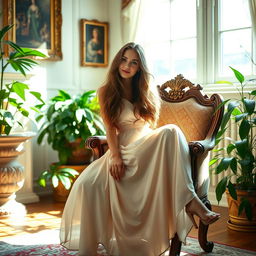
15;0;123;197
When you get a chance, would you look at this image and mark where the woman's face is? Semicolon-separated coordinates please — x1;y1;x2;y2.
118;49;140;80
92;29;99;39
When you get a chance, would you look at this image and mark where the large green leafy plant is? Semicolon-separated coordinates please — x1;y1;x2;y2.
37;89;105;164
0;25;46;134
210;67;256;220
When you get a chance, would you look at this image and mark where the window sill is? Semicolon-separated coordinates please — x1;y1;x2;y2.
202;82;255;95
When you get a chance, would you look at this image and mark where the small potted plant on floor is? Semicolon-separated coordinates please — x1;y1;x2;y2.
0;24;46;216
210;66;256;232
37;89;105;201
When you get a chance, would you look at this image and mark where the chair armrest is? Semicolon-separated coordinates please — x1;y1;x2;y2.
188;138;215;156
86;136;108;160
188;138;215;191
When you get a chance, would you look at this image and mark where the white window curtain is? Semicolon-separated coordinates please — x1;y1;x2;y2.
121;0;143;44
249;0;256;57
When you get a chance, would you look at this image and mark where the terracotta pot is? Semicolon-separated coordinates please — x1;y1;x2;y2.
0;133;34;217
226;189;256;232
53;164;88;202
67;138;92;165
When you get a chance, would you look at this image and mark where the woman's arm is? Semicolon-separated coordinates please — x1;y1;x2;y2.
98;87;125;181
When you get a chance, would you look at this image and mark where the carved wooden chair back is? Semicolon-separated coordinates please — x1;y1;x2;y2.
157;74;222;143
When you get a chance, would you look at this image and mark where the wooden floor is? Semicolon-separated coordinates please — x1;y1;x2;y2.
0;196;256;252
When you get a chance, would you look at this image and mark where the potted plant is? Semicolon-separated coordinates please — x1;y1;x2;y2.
37;89;105;201
0;24;46;217
37;163;80;202
210;66;256;231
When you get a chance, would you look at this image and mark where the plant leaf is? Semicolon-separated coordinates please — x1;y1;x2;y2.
244;99;255;115
215;177;228;202
30;91;45;104
227;101;240;112
12;82;29;100
215;80;233;85
220;111;232;130
57;175;71;190
230;158;237;174
37;126;49;144
38;177;46;187
229;66;244;84
213;99;230;115
227;181;237;200
216;157;233;174
52;175;59;188
235;139;248;158
235;113;248;122
239;119;250;139
75;109;85;123
59;168;79;177
209;158;219;166
227;143;236;154
5;40;23;54
0;25;14;41
231;107;242;116
58;90;71;100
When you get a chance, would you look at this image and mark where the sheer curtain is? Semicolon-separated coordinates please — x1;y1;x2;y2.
121;0;172;85
249;0;256;62
121;0;143;44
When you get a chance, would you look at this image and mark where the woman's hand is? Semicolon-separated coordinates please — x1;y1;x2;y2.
110;155;125;181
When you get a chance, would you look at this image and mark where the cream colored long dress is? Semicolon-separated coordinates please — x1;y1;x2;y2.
60;98;196;256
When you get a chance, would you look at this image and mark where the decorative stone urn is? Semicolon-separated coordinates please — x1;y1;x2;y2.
0;132;34;217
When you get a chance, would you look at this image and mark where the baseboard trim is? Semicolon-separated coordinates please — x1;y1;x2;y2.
16;192;40;204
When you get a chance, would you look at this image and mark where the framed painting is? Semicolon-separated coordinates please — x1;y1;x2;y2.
3;0;62;60
80;19;108;67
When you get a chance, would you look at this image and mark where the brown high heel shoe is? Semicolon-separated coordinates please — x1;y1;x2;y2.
186;197;220;229
186;209;220;229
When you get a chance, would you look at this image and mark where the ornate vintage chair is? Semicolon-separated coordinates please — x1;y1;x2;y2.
86;74;224;256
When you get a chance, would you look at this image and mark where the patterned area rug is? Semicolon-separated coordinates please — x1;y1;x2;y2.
0;237;255;256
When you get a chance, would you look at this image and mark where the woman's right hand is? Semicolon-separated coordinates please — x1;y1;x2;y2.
110;155;125;181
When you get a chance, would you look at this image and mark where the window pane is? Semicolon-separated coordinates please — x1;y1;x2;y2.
220;0;251;31
171;38;197;79
170;0;196;39
144;42;171;85
220;29;252;76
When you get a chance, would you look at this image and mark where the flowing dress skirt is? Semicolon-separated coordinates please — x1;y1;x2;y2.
60;124;196;256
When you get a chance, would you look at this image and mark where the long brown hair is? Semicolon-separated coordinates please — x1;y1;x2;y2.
100;42;159;128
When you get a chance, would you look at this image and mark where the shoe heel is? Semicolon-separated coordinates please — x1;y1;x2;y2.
187;212;198;229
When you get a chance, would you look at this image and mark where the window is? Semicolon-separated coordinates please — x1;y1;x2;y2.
217;0;253;78
135;0;255;85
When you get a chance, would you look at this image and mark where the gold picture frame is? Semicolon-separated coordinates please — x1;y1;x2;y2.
80;19;108;67
3;0;62;61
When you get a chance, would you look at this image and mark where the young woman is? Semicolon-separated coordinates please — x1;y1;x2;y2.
60;42;220;256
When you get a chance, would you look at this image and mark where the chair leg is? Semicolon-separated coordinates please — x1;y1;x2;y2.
198;198;214;253
169;233;182;256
